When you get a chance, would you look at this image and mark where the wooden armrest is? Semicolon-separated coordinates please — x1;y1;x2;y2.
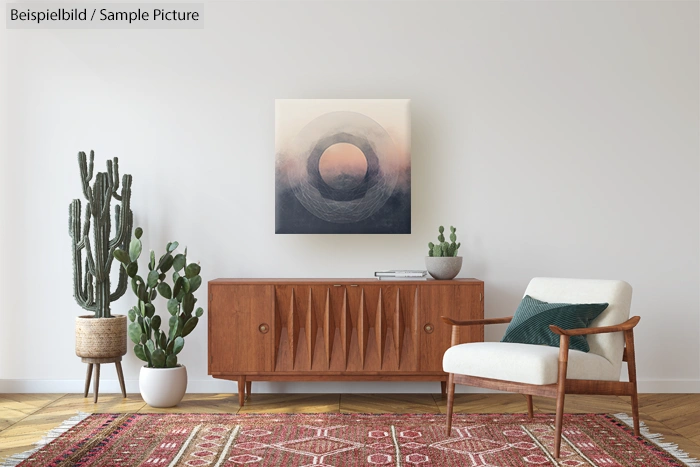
441;316;513;326
549;316;640;337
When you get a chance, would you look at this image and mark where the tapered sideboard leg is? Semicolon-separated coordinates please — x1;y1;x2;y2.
246;381;252;400
440;381;447;396
237;377;246;407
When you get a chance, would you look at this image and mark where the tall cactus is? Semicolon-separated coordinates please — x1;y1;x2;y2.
69;151;133;318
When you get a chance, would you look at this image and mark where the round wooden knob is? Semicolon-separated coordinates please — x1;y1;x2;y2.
258;323;269;334
424;323;434;334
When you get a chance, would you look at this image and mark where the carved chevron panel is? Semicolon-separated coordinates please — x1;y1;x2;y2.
340;288;350;366
306;289;316;367
375;288;385;368
357;288;369;368
272;284;427;372
394;287;405;366
324;288;334;369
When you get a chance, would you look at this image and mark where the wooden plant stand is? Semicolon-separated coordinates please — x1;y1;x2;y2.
82;356;127;403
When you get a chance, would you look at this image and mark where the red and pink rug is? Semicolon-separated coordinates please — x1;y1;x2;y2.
3;413;698;466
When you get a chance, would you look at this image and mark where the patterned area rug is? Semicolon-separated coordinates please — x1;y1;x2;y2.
3;413;699;467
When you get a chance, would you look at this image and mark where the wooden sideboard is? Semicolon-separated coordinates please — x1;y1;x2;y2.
208;278;484;406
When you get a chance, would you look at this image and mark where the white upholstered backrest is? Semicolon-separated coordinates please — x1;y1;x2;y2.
524;277;633;378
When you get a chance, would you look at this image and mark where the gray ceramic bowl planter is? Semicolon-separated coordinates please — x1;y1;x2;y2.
425;256;463;280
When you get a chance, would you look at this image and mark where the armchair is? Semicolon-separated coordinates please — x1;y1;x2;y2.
442;277;639;458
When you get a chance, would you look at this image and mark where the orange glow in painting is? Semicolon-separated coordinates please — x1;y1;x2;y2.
319;143;368;190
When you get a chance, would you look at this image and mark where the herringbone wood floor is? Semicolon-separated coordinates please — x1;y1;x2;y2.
1;392;699;462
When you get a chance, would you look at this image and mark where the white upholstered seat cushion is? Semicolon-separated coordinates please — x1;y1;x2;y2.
442;342;618;386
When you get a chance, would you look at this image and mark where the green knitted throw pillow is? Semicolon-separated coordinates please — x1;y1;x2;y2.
500;295;608;352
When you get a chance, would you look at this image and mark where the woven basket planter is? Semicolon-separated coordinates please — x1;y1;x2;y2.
75;315;127;358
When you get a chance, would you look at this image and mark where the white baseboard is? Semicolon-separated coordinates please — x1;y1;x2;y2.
634;379;700;393
1;379;698;394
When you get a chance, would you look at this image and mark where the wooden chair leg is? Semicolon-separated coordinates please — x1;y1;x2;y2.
115;361;127;398
446;373;455;436
526;395;534;418
625;330;641;436
84;364;93;398
237;376;246;407
554;335;570;458
554;384;566;457
446;324;461;436
93;364;101;404
630;390;641;436
245;380;252;400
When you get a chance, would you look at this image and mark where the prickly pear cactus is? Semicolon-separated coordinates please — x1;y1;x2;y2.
114;228;204;368
427;225;461;257
69;151;133;318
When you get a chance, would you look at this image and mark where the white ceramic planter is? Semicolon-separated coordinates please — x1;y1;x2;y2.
425;256;463;280
139;365;188;408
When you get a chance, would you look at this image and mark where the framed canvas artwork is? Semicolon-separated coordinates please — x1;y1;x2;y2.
275;99;411;234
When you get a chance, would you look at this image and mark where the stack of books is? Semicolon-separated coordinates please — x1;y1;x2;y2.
374;270;428;280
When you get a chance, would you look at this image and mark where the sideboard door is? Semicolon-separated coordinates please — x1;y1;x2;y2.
457;284;484;345
419;285;456;372
209;285;274;373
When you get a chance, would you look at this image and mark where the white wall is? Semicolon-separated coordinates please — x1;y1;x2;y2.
0;1;698;394
0;3;11;395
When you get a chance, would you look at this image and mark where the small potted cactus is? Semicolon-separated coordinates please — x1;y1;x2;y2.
113;228;204;408
425;226;463;280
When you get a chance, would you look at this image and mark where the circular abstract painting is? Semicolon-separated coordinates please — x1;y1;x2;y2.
275;99;411;234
